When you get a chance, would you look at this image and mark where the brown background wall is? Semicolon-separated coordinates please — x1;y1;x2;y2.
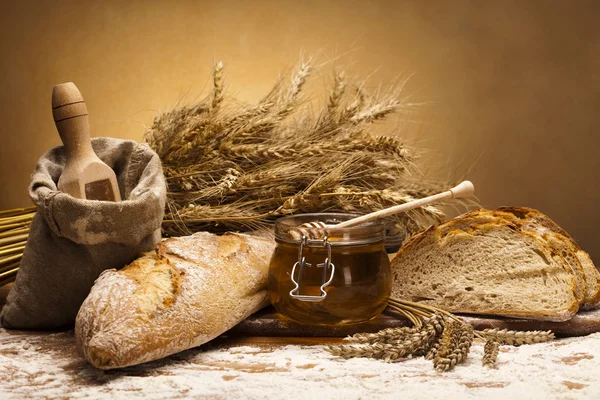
1;0;599;260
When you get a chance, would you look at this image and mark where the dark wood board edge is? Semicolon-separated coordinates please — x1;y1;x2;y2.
230;307;600;338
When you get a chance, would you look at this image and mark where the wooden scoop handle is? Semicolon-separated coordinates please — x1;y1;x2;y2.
334;180;475;229
52;82;121;201
52;82;94;159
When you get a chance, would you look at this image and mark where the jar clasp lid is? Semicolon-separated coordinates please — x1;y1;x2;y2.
289;236;335;302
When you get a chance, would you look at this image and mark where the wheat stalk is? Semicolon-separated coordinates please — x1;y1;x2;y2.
350;99;400;124
482;340;500;368
328;71;346;113
147;57;469;237
211;61;224;111
0;207;35;287
432;320;459;370
346;326;420;344
480;328;555;346
433;321;474;372
326;313;444;362
326;297;557;372
277;58;312;118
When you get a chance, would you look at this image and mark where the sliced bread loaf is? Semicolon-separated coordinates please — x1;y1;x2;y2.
496;207;600;309
456;209;588;307
391;218;579;322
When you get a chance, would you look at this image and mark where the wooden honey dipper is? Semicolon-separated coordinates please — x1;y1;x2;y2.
288;180;475;240
52;82;121;201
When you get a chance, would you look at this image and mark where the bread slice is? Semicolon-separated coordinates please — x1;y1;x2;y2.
574;250;600;309
391;218;579;322
496;207;600;309
456;209;587;307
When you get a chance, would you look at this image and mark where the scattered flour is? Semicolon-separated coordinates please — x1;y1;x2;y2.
1;328;599;399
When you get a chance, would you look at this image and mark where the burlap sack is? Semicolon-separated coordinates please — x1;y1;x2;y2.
0;138;166;329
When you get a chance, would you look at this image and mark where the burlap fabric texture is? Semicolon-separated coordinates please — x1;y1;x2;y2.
1;138;166;329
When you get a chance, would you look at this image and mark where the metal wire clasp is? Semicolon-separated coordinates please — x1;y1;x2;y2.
289;235;336;302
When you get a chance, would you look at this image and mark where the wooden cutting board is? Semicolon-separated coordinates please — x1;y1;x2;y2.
230;306;600;338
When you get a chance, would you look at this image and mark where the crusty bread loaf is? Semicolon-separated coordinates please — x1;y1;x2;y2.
496;207;600;309
391;217;579;322
75;232;275;369
575;250;600;309
451;209;588;307
458;208;600;309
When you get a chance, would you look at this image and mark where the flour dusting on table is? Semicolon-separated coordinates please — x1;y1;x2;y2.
1;329;599;399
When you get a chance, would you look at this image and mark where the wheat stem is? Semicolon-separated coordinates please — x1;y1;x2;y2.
0;245;25;258
0;214;34;226
386;304;424;327
0;252;22;266
0;234;29;247
0;267;19;280
0;260;20;274
0;207;36;218
0;222;32;233
0;227;29;239
1;241;27;250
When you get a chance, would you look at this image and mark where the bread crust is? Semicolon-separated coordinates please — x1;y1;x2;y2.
75;232;275;369
392;214;580;322
492;207;600;309
451;209;588;307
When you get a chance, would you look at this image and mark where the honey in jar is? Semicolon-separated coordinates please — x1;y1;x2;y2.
269;213;391;325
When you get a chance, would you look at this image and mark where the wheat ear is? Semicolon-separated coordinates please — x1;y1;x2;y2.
211;61;224;111
482;340;500;368
346;326;420;344
326;313;444;362
328;71;346;112
433;321;474;372
480;329;555;346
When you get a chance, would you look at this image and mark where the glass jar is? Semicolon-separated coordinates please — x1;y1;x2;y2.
268;213;391;325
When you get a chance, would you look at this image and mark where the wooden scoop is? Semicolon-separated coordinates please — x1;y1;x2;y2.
289;180;475;240
52;82;121;201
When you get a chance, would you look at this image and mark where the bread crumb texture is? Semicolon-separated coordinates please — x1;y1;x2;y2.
390;209;593;321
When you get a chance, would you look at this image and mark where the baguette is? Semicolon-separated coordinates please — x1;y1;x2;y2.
75;232;275;369
391;216;579;322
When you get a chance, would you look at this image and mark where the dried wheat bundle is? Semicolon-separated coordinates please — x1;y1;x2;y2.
326;297;557;372
326;313;444;362
146;58;470;236
0;207;35;287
